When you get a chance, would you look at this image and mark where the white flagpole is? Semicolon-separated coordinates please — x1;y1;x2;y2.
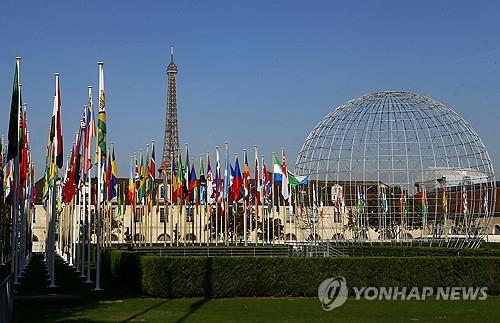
94;62;104;291
86;86;93;283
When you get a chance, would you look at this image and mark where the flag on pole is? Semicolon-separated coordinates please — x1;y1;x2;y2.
149;142;156;205
281;149;290;202
128;157;135;205
215;147;221;202
50;74;64;169
243;150;250;198
206;153;214;204
199;157;206;205
232;156;243;202
97;63;107;161
108;146;118;200
188;161;197;203
7;59;20;162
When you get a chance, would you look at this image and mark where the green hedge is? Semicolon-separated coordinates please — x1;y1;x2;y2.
333;244;500;257
102;249;500;298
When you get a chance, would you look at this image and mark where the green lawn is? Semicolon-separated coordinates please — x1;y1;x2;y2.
14;296;500;323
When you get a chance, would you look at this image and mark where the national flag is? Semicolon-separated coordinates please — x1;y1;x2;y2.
356;186;365;216
183;145;190;201
243;150;250;198
281;149;290;202
442;188;448;214
462;185;468;215
149;142;156;204
139;152;146;202
199;157;207;205
254;147;261;204
188;161;197;202
206;153;214;204
483;190;489;216
108;146;118;200
215;147;221;201
128;157;135;205
7;59;20;162
272;155;282;182
97;63;107;160
176;148;184;201
84;90;96;175
232;156;243;202
263;159;271;204
49;74;64;169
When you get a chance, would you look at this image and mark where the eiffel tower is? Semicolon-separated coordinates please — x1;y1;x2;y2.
160;46;180;179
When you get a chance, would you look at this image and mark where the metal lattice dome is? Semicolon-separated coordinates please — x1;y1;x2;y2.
295;91;495;247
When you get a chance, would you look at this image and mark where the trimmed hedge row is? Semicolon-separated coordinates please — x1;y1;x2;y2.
102;249;500;298
334;244;500;257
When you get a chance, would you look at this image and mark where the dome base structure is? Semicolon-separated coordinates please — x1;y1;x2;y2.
295;91;495;248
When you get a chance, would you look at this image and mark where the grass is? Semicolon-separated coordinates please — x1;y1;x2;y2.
14;296;500;322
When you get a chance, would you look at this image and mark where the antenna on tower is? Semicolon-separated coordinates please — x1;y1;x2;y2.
170;46;174;62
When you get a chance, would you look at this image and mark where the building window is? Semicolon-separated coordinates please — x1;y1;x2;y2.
111;207;116;218
159;207;167;223
135;207;143;223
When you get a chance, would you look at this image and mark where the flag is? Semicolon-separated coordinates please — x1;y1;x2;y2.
7;60;20;162
108;146;118;200
199;157;207;205
49;74;64;169
84;91;96;175
139;152;146;202
442;188;448;214
254;147;261;204
379;186;388;214
273;155;282;182
223;147;230;200
462;186;468;215
421;186;428;217
206;153;214;204
232;156;243;202
176;148;184;201
97;63;106;160
288;172;308;188
263;159;271;204
281;149;290;202
188;161;197;202
149;142;156;204
356;186;365;216
483;190;489;216
243;150;250;198
128;157;135;204
215;147;221;202
184;146;190;201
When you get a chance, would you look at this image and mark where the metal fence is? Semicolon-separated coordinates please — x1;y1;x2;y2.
287;242;348;257
128;246;289;257
0;273;14;323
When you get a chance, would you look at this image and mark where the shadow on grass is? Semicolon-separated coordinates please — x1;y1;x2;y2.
121;298;170;322
173;298;210;323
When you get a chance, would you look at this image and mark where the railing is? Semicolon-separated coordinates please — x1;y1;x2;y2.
127;246;289;257
287;241;348;257
0;273;14;323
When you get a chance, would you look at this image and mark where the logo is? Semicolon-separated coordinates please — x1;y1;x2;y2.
318;276;348;311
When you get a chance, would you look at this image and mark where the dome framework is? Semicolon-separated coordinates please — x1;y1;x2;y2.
295;91;495;248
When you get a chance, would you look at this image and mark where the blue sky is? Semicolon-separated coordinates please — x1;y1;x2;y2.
1;1;499;177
